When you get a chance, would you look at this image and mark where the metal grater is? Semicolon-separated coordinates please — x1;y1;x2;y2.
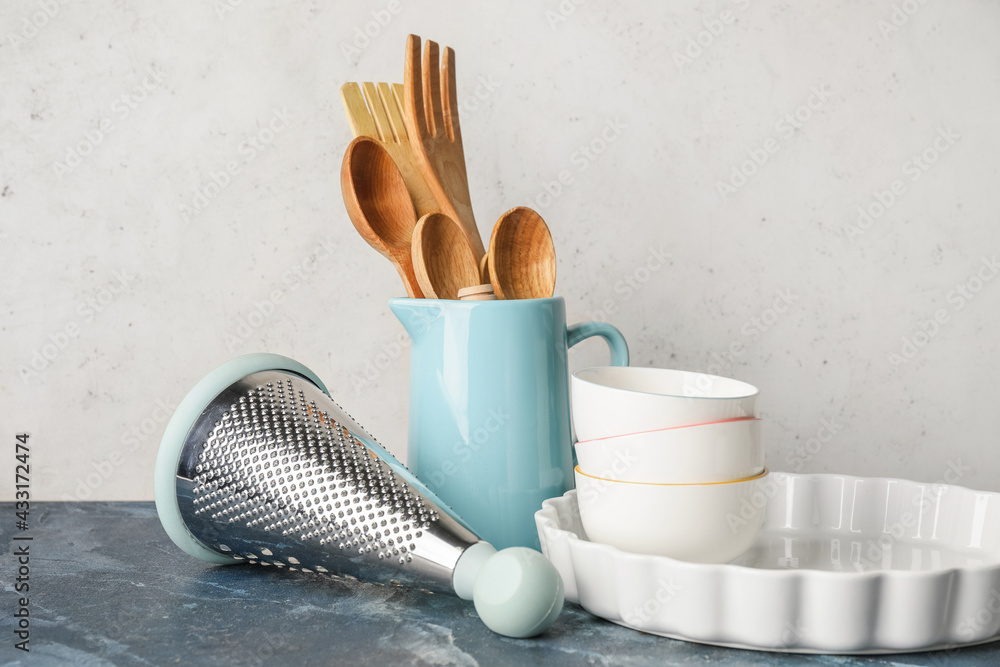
172;369;483;594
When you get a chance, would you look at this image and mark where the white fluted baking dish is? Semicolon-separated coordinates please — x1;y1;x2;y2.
536;472;1000;654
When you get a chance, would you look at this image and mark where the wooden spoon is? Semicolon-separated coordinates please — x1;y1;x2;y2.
487;207;556;300
341;136;423;298
479;253;490;284
412;212;480;300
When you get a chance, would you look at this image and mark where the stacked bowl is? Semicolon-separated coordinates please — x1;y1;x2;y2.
571;367;769;564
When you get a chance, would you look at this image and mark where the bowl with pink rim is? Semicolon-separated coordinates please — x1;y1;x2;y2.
574;417;763;484
571;366;758;442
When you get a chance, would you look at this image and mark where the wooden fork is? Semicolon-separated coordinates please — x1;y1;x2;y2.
340;81;439;219
403;34;485;260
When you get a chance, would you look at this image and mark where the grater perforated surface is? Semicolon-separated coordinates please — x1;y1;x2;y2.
174;370;479;593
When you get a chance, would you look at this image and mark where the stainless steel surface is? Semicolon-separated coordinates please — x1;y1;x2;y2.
174;370;480;594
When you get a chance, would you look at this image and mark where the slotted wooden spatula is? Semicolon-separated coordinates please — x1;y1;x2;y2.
340;81;439;219
403;34;485;261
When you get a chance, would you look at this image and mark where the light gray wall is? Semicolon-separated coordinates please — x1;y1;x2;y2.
3;0;998;500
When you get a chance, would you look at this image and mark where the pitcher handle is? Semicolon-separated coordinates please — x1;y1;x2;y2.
567;322;629;366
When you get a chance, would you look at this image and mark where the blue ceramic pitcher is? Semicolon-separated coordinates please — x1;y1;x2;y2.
390;296;629;550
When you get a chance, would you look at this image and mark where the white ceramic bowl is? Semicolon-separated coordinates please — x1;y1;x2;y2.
571;366;758;442
575;417;763;484
575;467;768;564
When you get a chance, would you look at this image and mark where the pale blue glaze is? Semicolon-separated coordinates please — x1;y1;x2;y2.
473;547;565;638
390;296;628;550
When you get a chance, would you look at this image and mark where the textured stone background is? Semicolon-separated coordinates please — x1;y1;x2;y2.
2;0;999;500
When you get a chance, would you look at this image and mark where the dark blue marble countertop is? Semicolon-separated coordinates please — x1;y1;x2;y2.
1;502;997;666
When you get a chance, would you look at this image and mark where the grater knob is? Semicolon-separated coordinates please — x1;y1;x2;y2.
154;353;563;638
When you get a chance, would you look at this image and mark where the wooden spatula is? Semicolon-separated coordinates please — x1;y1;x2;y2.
340;81;439;219
402;34;485;261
